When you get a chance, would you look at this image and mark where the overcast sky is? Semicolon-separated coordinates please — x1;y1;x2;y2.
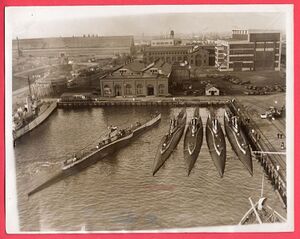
6;5;288;39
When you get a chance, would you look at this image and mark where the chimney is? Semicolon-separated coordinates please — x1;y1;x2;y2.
170;30;174;39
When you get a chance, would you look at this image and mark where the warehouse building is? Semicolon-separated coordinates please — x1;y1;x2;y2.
143;45;212;67
215;29;281;71
100;59;171;97
13;35;135;57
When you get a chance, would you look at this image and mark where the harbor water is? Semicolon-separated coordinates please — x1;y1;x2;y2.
13;106;286;231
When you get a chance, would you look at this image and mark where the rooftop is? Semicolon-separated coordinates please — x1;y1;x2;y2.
144;45;192;52
123;60;146;72
13;35;134;50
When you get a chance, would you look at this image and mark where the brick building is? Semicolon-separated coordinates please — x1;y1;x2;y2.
215;29;281;71
143;45;212;67
100;59;171;97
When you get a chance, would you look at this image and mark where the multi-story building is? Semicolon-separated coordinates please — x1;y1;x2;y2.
100;59;171;97
151;39;175;47
215;29;281;71
143;45;211;67
143;45;191;65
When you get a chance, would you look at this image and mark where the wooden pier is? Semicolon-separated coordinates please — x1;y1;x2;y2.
229;99;287;207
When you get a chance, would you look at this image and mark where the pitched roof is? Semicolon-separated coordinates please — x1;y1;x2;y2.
205;84;219;91
144;45;192;52
142;59;172;75
123;60;146;72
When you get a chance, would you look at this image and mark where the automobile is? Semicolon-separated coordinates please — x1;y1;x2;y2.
260;113;268;119
193;90;200;96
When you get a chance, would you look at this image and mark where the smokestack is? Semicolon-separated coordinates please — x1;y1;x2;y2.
170;30;174;39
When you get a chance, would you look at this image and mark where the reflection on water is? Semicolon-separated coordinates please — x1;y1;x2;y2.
13;107;286;231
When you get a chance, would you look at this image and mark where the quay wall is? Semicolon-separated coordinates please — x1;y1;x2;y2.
57;99;229;108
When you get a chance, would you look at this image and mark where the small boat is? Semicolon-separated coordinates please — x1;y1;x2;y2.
183;107;203;175
224;108;253;175
206;109;226;177
63;113;161;171
153;109;187;175
239;176;286;225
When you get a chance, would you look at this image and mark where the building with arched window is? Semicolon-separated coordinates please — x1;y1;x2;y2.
100;59;171;97
143;45;214;67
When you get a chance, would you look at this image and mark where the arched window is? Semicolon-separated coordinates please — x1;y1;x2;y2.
136;84;143;95
103;84;112;96
115;84;122;96
125;84;132;95
195;54;202;66
158;84;165;94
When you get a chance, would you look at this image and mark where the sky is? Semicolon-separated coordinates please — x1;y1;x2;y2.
5;5;289;39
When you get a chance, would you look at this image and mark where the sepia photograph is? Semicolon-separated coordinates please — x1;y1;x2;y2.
4;4;294;233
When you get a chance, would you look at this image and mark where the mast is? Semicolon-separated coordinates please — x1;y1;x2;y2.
261;173;264;198
27;75;32;97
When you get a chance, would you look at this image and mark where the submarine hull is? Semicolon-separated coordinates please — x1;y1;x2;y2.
224;115;253;175
153;124;185;175
183;108;203;175
206;116;226;177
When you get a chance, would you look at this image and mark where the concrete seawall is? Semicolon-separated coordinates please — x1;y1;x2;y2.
57;98;229;108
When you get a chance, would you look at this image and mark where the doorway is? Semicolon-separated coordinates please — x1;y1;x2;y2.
115;85;122;96
147;85;154;96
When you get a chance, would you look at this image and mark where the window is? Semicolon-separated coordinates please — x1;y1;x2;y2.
125;84;132;95
103;85;112;96
136;84;143;95
115;85;122;96
158;84;165;94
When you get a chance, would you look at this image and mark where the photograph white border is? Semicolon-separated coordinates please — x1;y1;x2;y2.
5;4;294;233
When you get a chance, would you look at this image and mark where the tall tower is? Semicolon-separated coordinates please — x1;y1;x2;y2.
170;30;174;39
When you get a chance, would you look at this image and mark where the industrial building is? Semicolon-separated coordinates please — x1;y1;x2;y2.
215;29;281;71
143;44;214;67
143;45;191;65
143;30;214;67
100;59;171;97
13;35;135;57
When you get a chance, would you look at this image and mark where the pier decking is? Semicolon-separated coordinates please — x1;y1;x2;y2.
230;98;287;207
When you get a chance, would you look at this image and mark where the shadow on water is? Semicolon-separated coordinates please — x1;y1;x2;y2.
28;153;119;197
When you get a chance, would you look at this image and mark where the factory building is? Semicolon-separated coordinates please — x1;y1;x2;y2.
143;45;211;67
151;39;175;47
143;45;191;65
143;30;213;67
100;59;171;97
13;35;135;57
215;29;281;71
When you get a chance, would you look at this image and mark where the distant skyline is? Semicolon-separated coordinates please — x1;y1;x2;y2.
6;5;287;39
